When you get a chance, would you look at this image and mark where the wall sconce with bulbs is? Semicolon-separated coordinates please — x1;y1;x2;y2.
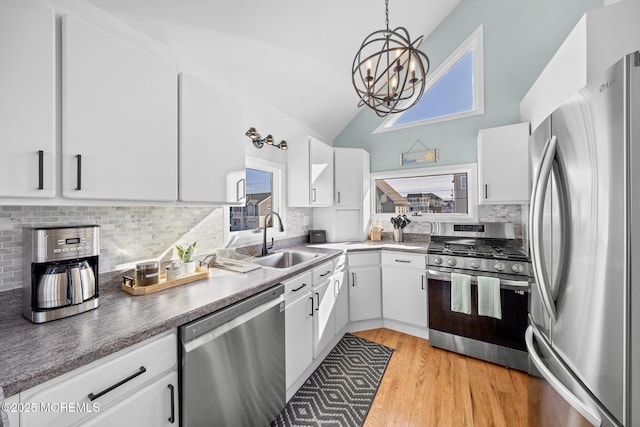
245;127;288;150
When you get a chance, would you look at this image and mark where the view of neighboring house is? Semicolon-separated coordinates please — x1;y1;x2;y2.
230;193;272;231
376;173;469;214
375;180;410;214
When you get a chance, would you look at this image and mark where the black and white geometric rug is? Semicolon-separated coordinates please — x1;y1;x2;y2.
271;333;394;427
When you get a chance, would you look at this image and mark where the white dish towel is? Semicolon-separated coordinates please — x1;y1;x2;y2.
450;272;471;315
478;276;502;319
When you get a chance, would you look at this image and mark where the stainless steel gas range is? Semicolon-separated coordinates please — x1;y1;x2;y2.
427;223;532;371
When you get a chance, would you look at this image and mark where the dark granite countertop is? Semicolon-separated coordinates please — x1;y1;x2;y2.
0;240;429;402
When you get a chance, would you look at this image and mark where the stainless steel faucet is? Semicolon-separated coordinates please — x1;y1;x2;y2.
261;212;284;256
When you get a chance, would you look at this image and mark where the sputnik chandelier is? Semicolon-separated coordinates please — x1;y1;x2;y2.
245;127;288;150
351;0;430;117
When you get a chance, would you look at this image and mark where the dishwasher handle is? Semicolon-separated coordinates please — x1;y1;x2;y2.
182;290;284;353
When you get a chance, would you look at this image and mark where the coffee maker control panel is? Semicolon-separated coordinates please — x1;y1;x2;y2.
32;225;100;263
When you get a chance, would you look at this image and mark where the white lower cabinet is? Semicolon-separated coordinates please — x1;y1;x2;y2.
83;371;178;427
284;272;314;391
382;266;428;327
348;252;382;322
334;266;349;333
313;278;336;358
381;252;428;327
19;330;178;427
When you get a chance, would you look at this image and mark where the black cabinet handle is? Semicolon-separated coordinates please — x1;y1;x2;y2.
351;272;356;287
484;184;488;199
292;283;307;292
88;366;146;401
337;191;341;204
37;150;44;190
421;275;425;290
395;259;411;263
319;270;332;277
309;296;314;316
315;292;320;311
75;154;82;191
168;384;175;423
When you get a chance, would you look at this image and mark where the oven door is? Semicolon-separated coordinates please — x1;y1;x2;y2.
427;268;529;351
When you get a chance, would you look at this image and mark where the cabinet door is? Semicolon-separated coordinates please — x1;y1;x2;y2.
335;208;362;241
285;293;314;390
334;148;362;205
334;269;349;333
309;137;334;206
0;0;55;198
348;266;381;322
20;331;177;427
313;280;336;358
179;74;245;204
478;122;530;204
382;267;427;327
83;371;178;427
61;15;177;201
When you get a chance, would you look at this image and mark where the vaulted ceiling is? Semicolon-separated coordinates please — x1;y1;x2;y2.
88;0;461;141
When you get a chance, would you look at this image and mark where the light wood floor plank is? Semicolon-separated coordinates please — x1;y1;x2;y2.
353;328;528;427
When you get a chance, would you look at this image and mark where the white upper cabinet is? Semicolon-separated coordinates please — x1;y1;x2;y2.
0;0;56;198
334;148;370;206
61;15;178;201
287;136;334;207
178;73;245;204
477;122;530;204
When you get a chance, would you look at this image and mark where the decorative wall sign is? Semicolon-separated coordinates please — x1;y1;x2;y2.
401;140;439;166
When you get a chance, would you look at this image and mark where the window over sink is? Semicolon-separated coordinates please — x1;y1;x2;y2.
224;157;285;246
371;163;478;222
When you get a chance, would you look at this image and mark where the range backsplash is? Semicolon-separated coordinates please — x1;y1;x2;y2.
392;204;528;247
0;205;312;292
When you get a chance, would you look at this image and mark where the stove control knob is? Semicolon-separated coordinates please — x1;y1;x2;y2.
469;260;481;269
433;256;443;265
494;262;505;272
447;258;457;267
511;264;524;274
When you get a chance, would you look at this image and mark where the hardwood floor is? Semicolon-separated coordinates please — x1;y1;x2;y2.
352;328;528;427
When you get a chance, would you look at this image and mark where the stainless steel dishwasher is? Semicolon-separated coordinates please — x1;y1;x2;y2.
180;284;285;426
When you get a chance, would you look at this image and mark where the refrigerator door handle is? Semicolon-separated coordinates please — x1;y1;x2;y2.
525;326;602;427
529;135;558;322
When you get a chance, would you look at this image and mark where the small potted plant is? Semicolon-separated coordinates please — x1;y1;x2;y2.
176;241;197;274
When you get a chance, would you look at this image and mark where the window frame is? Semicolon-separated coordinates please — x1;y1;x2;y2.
223;156;286;246
370;163;478;223
373;25;484;133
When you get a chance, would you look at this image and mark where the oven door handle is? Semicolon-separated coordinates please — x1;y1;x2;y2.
426;269;529;288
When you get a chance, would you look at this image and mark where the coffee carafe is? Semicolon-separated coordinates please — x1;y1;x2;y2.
23;225;100;323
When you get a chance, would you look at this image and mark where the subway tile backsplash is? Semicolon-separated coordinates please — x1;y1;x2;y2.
0;205;312;292
0;203;523;293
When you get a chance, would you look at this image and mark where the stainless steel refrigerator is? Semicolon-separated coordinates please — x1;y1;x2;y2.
527;52;640;427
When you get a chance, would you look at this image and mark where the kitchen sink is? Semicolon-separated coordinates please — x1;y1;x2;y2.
253;251;320;269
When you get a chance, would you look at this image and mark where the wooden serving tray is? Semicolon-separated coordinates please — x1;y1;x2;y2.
121;267;210;296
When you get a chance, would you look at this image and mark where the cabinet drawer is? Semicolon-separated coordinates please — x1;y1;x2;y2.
312;261;334;284
348;251;380;267
283;271;313;302
20;330;177;427
381;251;426;269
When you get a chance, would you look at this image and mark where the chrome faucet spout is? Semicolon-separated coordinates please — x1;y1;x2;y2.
261;212;284;256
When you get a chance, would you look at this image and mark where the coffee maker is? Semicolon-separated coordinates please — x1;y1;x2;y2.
23;225;100;323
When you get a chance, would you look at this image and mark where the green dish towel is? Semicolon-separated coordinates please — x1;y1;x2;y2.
478;276;502;319
451;272;471;314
